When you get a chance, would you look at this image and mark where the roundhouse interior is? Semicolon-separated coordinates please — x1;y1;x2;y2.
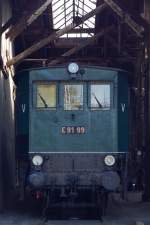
0;0;150;216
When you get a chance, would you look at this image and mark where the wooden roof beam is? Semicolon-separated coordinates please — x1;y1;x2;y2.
54;28;95;33
6;0;53;41
6;3;107;67
104;0;144;37
47;26;114;66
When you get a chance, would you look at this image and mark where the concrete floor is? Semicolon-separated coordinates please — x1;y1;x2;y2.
0;194;150;225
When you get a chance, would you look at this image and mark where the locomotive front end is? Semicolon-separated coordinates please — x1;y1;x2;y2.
16;64;129;213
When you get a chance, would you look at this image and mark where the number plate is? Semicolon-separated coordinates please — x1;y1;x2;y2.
61;126;85;134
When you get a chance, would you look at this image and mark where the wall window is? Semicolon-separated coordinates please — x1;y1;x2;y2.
64;84;83;110
91;84;110;110
52;0;96;38
36;84;56;108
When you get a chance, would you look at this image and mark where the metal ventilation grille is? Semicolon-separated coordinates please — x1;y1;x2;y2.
52;0;97;37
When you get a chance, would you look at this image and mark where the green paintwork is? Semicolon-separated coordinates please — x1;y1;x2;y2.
117;71;129;152
15;66;129;154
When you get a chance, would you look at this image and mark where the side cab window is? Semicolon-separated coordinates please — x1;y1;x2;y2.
35;83;57;109
90;83;111;110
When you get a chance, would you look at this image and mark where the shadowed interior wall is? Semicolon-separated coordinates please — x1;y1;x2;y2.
0;0;15;208
144;0;150;22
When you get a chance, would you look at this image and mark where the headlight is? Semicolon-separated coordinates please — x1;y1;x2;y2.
68;62;79;74
32;155;43;166
104;155;115;166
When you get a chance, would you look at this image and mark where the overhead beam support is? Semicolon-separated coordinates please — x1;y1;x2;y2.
106;35;132;58
54;28;95;33
104;0;144;37
6;0;53;41
6;3;107;67
47;26;114;66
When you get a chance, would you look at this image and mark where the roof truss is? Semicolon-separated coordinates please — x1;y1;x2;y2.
104;0;144;37
47;25;114;66
6;3;107;66
6;0;53;41
5;0;148;69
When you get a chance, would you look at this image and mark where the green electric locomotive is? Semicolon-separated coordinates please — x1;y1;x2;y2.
15;63;129;214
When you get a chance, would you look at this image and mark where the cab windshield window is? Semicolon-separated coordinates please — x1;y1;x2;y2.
64;84;83;110
36;84;56;108
91;84;110;110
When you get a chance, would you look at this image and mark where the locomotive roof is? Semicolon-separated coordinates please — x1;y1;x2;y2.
15;65;128;75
